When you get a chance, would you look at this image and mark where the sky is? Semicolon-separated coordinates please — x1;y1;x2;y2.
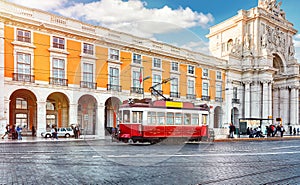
7;0;300;60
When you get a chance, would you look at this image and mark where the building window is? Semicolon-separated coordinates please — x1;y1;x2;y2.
16;113;28;130
170;77;179;97
188;65;194;75
171;62;179;72
133;53;142;64
203;69;209;78
53;58;65;79
187;80;194;95
83;63;93;82
216;84;222;98
153;74;162;90
16;98;27;109
202;82;209;96
216;71;222;80
17;52;31;75
109;48;119;60
53;36;65;49
17;29;31;43
133;70;141;88
233;87;238;99
83;43;94;55
153;58;161;68
109;67;119;85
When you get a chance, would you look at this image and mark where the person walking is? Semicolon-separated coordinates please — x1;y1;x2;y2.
2;124;10;139
51;126;58;140
16;125;22;140
229;123;236;138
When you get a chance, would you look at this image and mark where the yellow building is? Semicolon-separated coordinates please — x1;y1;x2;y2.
0;0;226;138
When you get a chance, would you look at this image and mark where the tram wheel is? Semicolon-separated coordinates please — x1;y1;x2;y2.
128;138;134;144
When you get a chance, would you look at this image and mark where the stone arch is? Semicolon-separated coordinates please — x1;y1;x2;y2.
104;97;121;135
9;89;37;136
227;39;233;51
46;92;69;129
78;95;97;135
273;53;286;75
213;106;223;128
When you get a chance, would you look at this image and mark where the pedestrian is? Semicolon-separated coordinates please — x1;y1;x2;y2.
16;125;22;140
51;126;58;140
280;125;285;137
74;124;80;139
229;123;235;138
293;127;296;135
32;125;36;137
1;124;10;139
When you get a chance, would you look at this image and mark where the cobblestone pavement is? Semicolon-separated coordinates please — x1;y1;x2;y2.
0;139;300;185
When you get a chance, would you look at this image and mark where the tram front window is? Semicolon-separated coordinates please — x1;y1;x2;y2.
133;111;143;123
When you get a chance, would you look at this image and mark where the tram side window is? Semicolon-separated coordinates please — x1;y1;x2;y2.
202;114;208;125
166;112;174;125
175;113;182;125
123;110;130;123
133;111;143;123
184;113;191;125
191;114;199;125
148;111;156;125
157;112;165;125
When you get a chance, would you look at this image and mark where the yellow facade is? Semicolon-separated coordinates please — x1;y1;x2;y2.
34;33;50;82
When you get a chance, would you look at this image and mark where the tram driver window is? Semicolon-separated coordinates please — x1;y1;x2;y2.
123;110;130;123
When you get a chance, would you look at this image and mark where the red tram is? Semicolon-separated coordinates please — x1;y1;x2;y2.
117;98;210;144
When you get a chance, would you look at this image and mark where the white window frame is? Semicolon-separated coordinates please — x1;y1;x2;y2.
187;79;195;95
203;68;209;78
133;53;142;64
188;65;194;75
83;43;94;55
109;48;120;61
171;62;179;72
202;82;209;96
216;71;222;80
216;84;222;98
52;36;65;50
153;58;161;68
16;29;31;43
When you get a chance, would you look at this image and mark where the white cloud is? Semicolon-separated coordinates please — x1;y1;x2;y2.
8;0;68;11
54;0;214;38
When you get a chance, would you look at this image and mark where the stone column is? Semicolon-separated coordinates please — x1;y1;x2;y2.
0;22;5;129
290;87;298;125
36;101;47;137
262;81;269;118
273;88;279;121
244;81;251;118
279;87;289;125
268;82;273;119
251;81;261;118
96;103;105;139
69;103;78;126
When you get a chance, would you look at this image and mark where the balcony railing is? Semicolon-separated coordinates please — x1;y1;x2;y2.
107;84;122;92
13;73;35;83
170;92;180;98
186;94;196;100
49;77;68;86
80;81;97;89
201;96;211;101
131;87;143;94
215;97;223;102
232;98;240;104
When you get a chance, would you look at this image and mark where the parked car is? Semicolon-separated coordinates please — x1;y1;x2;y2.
41;127;74;138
